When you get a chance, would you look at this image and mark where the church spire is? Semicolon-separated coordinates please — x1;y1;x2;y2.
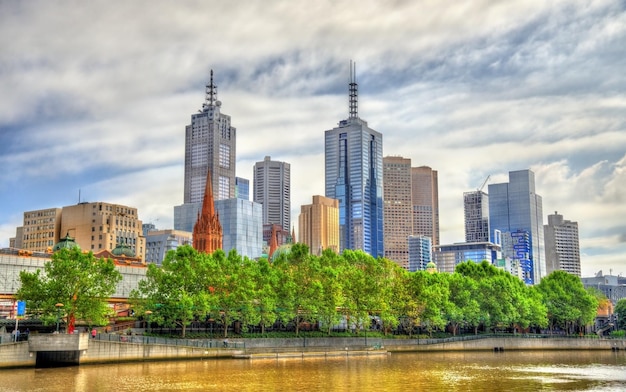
193;167;222;253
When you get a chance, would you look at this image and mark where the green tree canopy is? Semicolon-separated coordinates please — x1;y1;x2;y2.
17;247;122;331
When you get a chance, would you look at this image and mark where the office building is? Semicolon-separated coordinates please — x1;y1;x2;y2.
253;156;291;232
408;235;432;272
145;229;192;265
412;166;439;246
383;156;413;269
174;70;236;232
488;169;545;284
60;202;146;261
215;198;263;260
324;62;384;257
235;177;249;200
14;207;62;252
298;195;340;255
432;242;502;274
544;211;581;276
464;190;490;243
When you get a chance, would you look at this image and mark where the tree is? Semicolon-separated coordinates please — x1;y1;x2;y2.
132;245;213;338
615;298;626;331
17;247;122;331
446;273;480;335
248;257;279;335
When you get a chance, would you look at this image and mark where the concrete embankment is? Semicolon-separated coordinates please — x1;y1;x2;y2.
1;336;624;368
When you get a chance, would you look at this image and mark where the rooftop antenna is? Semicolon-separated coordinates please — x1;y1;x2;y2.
349;60;358;119
202;69;218;110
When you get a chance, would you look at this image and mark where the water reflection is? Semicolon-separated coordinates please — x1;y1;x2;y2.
0;350;624;392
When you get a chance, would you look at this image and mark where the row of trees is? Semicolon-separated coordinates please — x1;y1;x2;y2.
129;244;602;338
15;244;607;338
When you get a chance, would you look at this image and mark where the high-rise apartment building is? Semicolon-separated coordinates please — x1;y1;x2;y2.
464;190;490;243
298;195;340;255
174;70;236;232
15;207;62;252
488;169;545;284
383;156;413;269
324;63;384;257
253;156;291;232
544;211;581;276
411;166;439;246
60;202;145;261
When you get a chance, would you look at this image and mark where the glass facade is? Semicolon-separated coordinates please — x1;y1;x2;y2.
488;170;545;284
325;118;384;258
432;242;502;274
408;235;432;272
215;199;263;260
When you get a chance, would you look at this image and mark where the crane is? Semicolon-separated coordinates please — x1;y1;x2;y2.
478;175;491;192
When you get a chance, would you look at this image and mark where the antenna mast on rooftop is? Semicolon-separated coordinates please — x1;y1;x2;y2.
203;69;218;110
349;60;358;119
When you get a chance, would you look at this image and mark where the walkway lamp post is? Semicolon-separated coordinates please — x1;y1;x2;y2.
145;310;153;334
55;303;64;333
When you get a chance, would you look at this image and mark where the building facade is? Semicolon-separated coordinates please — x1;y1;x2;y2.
145;229;192;265
383;156;413;269
175;70;236;232
432;242;502;274
235;177;250;200
253;156;291;232
464;190;490;243
215;198;263;260
60;202;145;262
324;63;384;258
15;207;62;252
544;211;581;276
411;166;439;246
408;235;432;272
298;195;340;255
488;169;545;284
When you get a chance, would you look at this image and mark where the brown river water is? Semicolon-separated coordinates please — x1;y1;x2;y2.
0;350;624;391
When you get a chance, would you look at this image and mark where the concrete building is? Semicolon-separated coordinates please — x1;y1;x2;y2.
324;62;384;258
411;166;439;246
175;70;236;232
298;195;340;255
581;272;626;305
408;235;432;272
488;169;545;285
144;229;192;266
215;198;263;260
253;156;291;232
383;156;413;269
432;242;502;274
544;211;581;276
464;190;489;243
59;202;145;262
14;208;62;252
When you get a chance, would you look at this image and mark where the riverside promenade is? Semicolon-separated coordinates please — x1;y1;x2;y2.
1;334;624;368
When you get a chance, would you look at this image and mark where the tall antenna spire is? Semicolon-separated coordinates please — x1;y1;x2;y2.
204;69;218;109
349;60;358;119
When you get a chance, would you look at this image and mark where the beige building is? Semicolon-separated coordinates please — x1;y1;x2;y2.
60;202;145;261
15;208;62;252
298;195;339;255
411;166;440;246
383;156;414;270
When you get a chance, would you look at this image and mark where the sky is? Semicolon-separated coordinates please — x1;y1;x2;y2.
1;0;625;278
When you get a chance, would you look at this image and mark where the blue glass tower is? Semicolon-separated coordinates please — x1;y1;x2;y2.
324;62;384;258
488;169;545;284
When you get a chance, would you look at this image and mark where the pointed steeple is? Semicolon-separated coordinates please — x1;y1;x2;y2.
193;167;223;253
268;224;278;259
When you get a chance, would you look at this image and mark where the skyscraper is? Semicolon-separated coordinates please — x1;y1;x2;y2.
174;70;236;232
298;195;340;255
544;211;581;276
383;156;413;269
253;156;291;232
488;169;545;284
464;190;490;243
324;62;384;257
411;166;439;246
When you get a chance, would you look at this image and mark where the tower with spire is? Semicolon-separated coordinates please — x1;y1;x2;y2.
324;61;384;257
193;167;222;253
175;70;237;233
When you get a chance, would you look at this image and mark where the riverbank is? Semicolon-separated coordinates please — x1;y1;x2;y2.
1;335;624;368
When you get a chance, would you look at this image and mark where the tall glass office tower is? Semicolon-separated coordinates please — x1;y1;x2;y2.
324;62;384;257
488;169;545;284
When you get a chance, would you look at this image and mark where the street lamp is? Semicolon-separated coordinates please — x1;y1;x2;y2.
145;310;153;334
55;303;64;333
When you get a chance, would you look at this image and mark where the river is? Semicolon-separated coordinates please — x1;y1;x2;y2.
1;350;624;391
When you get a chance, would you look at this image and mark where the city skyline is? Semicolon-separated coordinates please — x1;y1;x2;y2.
1;1;625;277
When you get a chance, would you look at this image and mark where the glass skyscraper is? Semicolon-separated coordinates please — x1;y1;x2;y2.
324;63;384;257
488;169;545;284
